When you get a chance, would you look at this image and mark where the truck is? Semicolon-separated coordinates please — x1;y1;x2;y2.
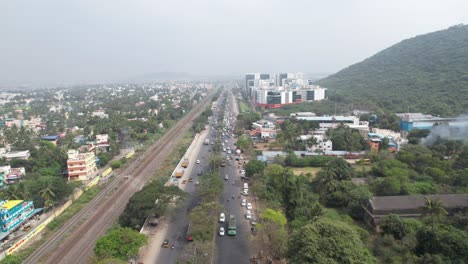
181;159;189;168
228;215;236;236
204;139;210;145
175;170;184;178
186;223;193;241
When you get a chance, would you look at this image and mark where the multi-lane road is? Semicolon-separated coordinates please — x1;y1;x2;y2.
143;89;254;264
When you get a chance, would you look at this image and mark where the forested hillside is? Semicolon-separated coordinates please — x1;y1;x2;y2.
317;25;468;116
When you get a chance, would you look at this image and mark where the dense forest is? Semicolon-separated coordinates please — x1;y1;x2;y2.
317;24;468;117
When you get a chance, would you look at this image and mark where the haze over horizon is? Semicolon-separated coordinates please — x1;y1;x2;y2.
1;0;468;85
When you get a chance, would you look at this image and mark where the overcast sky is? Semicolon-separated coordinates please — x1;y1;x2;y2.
1;0;468;84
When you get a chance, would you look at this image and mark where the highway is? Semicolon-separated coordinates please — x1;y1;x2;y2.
143;89;254;264
141;92;226;263
214;89;253;264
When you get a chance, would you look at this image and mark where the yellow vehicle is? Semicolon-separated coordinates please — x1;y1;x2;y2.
162;239;169;248
23;224;31;231
181;159;189;168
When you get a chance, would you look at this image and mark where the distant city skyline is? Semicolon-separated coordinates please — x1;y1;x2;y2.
1;0;468;85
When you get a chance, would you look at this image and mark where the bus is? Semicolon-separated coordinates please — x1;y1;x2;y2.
228;215;236;236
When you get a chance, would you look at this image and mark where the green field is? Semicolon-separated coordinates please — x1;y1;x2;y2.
291;167;321;179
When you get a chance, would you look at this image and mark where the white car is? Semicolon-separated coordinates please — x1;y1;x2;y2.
219;213;225;223
245;210;252;219
219;227;225;236
247;203;252;210
227;150;232;154
224;174;229;180
241;199;246;207
196;160;200;164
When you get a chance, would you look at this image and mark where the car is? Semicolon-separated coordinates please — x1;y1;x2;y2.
227;150;232;154
247;203;252;210
162;239;169;248
224;174;229;180
219;227;225;236
195;181;200;185
251;218;257;226
198;171;202;176
219;213;225;223
182;180;187;184
196;160;200;164
245;210;252;219
189;178;193;182
241;199;246;207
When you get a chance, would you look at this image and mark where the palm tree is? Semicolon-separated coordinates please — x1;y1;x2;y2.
39;184;56;211
422;198;447;232
421;198;447;255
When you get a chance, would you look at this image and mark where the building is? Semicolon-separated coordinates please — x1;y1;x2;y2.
0;200;36;233
245;73;327;108
67;149;97;181
1;150;30;161
41;135;60;145
250;120;278;142
91;109;109;119
291;114;360;129
0;166;26;186
304;134;333;153
397;113;468;136
96;134;110;148
362;194;468;228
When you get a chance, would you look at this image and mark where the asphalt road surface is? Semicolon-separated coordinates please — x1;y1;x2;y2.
142;93;226;264
214;90;253;264
147;130;213;264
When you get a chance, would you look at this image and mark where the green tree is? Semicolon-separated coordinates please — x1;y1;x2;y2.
245;160;265;178
119;182;184;230
422;198;447;232
415;224;468;262
380;214;408;240
289;218;376;263
257;209;289;260
94;226;147;261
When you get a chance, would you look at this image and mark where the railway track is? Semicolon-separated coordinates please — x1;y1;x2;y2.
23;92;215;264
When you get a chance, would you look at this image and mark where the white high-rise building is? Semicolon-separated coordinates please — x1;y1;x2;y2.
245;72;327;108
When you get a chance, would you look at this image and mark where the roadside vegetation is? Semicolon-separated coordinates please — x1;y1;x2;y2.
247;124;468;263
93;226;147;262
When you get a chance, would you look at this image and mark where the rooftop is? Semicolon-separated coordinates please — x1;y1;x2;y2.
369;194;468;211
1;200;23;210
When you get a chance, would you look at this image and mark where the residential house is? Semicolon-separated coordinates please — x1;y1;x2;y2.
67;149;97;181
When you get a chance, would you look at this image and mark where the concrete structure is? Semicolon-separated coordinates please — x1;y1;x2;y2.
245;73;327;108
250;120;277;141
0;166;26;186
305;134;333;153
67;149;97;181
362;194;468;228
91;109;109;119
1;150;30;161
41;135;59;145
367;132;401;153
0;200;35;233
291;114;360;129
96;134;110;149
397;113;468;134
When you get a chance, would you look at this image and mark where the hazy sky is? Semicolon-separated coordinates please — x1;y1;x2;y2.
1;0;468;84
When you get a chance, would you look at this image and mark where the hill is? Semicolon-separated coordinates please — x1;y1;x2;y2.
317;25;468;116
